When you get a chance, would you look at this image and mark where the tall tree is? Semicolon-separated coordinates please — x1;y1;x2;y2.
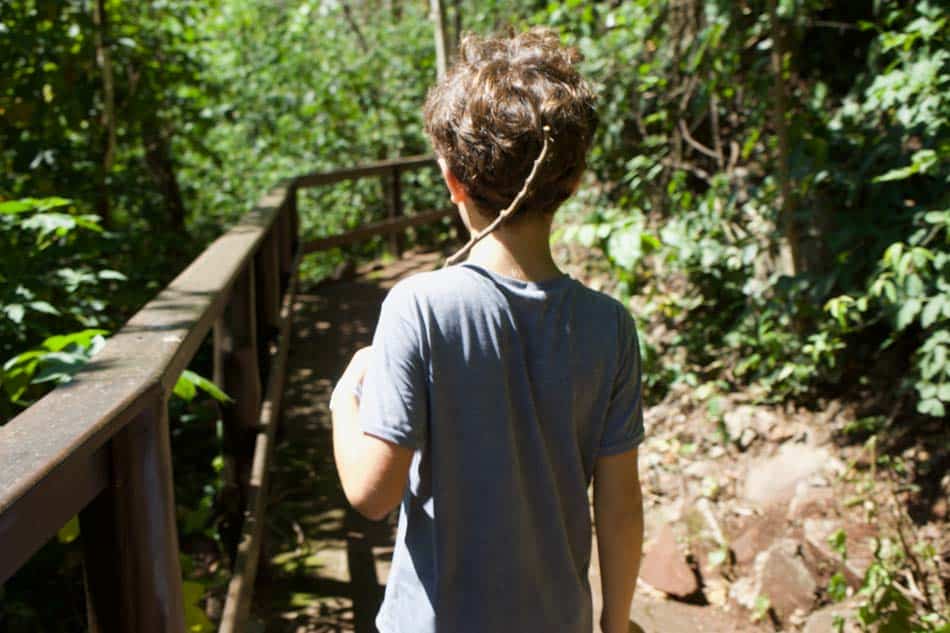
430;0;449;79
92;0;116;226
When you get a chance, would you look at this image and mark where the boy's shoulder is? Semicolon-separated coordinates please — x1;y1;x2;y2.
386;265;633;326
381;265;485;315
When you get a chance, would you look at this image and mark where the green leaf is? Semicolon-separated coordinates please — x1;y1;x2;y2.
182;581;213;633
827;571;848;602
28;301;60;316
0;200;33;214
872;149;938;183
174;370;232;404
57;515;80;544
921;296;943;328
173;374;198;402
21;213;76;237
98;270;127;281
32;351;90;384
896;298;921;330
707;547;728;568
918;398;945;417
4;304;25;324
0;197;70;214
42;329;108;352
828;529;848;558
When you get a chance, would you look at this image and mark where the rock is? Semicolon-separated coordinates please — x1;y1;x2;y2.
737;426;758;451
753;539;817;623
803;519;875;586
695;498;725;545
788;481;836;520
639;525;699;598
803;600;860;633
683;460;716;479
730;505;787;565
724;405;782;442
729;575;757;610
705;577;729;608
743;443;830;506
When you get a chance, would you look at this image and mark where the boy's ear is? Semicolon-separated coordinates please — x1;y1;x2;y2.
438;157;469;205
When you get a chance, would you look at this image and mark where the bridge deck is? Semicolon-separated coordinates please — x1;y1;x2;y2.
251;250;758;633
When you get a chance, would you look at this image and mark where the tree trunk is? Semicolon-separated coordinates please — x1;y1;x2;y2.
430;0;449;80
452;0;462;61
142;119;187;232
768;0;800;276
92;0;116;227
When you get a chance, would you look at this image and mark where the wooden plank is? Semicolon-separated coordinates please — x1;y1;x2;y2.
0;181;292;570
294;155;436;189
302;206;455;253
218;253;300;633
0;440;109;584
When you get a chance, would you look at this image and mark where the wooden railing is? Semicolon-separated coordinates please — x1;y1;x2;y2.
0;155;449;633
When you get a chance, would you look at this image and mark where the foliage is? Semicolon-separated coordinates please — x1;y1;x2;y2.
549;0;949;416
825;457;948;632
176;0;453;278
0;198;120;353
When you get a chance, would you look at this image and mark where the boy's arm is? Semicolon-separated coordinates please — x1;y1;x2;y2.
593;447;643;633
332;347;414;521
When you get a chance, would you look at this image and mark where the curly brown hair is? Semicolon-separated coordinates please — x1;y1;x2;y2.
423;28;598;219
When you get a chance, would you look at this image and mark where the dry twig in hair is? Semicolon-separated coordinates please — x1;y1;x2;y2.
444;126;552;267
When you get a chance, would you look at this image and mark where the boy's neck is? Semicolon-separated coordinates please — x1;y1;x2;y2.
464;214;561;283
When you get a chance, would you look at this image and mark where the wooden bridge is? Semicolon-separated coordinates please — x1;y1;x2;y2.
0;158;753;633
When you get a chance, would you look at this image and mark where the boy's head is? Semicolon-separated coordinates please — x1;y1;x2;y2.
424;28;598;221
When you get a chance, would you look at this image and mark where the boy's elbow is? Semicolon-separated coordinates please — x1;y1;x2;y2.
353;499;393;522
345;488;398;521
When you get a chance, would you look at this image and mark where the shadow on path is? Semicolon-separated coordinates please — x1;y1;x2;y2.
250;252;443;633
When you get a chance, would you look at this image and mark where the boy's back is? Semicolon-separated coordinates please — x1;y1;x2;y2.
359;262;644;633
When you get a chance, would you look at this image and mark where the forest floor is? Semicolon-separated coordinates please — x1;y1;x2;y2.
246;246;948;632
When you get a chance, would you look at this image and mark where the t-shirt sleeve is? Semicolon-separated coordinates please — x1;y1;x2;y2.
358;283;428;450
599;307;645;456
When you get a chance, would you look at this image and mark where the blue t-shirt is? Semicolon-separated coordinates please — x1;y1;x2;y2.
358;262;644;633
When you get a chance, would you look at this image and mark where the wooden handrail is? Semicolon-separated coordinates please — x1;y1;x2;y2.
0;155;451;633
295;154;435;189
303;206;455;253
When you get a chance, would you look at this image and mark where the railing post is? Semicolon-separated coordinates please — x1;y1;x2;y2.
254;233;281;387
288;183;299;252
80;390;186;633
277;202;293;292
214;263;262;561
387;166;404;256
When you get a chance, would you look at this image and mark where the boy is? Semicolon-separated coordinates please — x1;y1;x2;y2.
331;28;644;633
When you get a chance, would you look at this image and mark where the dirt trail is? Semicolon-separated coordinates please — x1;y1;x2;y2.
250;250;758;632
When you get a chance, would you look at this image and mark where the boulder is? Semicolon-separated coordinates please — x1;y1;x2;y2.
639;525;699;598
803;600;860;633
787;481;836;520
753;539;817;623
743;443;830;506
730;505;787;565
